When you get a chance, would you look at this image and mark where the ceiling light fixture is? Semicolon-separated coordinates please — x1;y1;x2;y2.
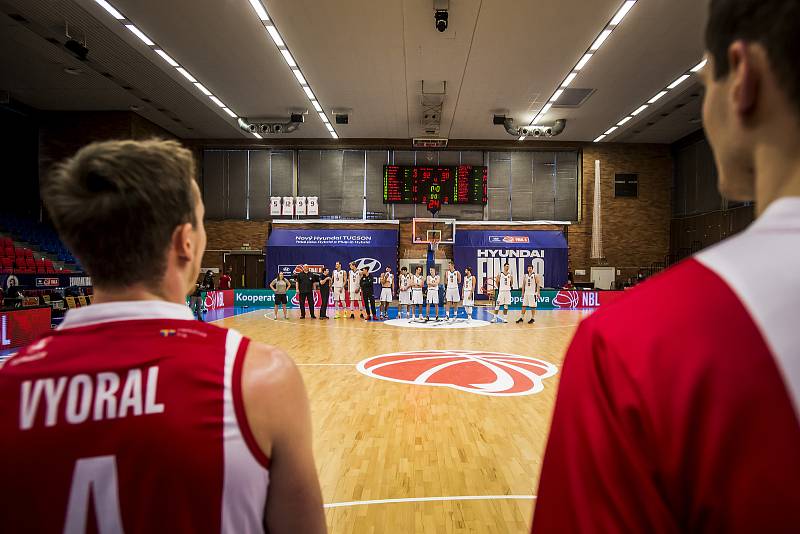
518;135;526;142
590;29;612;51
125;25;155;46
252;132;263;139
690;58;707;72
609;0;636;26
604;126;618;135
530;1;639;126
594;58;705;142
94;0;124;20
247;0;338;138
667;74;690;89
176;67;197;83
194;83;213;96
91;1;242;128
247;0;269;21
561;72;577;88
154;49;178;67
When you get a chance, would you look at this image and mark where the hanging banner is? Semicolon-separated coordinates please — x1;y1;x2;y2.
270;197;282;216
282;196;294;216
295;196;307;216
453;230;568;297
307;196;319;216
265;229;398;292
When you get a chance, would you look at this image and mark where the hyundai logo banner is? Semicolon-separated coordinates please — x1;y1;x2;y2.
453;230;568;295
266;229;398;292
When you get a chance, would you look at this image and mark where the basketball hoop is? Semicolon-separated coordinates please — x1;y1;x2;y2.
427;229;441;253
429;238;440;253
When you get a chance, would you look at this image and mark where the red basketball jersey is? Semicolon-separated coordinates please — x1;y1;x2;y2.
0;301;270;533
532;197;800;532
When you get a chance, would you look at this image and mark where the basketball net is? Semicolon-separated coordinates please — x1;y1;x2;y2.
429;238;440;254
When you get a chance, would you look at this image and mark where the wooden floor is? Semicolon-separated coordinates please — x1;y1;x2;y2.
214;307;592;533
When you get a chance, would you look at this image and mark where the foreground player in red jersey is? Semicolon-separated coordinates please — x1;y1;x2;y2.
0;139;326;533
533;1;800;532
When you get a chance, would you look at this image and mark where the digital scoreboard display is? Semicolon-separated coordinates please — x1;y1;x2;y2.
383;165;488;211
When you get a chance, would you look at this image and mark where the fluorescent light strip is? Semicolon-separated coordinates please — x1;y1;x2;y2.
518;136;526;142
561;72;577;88
95;0;124;20
249;3;337;137
648;90;668;104
247;0;269;21
266;25;284;47
280;49;296;68
540;103;553;115
550;89;564;102
610;0;636;26
575;53;593;71
668;74;690;89
194;83;212;96
594;57;704;140
93;1;241;126
154;49;178;67
590;29;612;51
252;132;263;139
691;59;707;72
594;134;606;142
125;24;155;46
292;69;307;85
176;67;197;83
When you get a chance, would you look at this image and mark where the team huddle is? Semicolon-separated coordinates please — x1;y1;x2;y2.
300;260;544;324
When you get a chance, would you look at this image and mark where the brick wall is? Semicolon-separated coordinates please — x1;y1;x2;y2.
569;144;672;284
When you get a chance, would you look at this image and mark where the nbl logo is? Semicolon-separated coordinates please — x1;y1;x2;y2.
356;350;557;396
552;290;580;308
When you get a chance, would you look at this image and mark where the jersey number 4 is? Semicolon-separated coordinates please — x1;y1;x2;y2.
64;455;124;533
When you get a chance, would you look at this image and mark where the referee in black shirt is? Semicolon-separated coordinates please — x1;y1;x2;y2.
294;264;317;319
359;266;377;321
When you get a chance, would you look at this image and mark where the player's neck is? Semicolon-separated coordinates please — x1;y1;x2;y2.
92;284;177;306
754;133;800;216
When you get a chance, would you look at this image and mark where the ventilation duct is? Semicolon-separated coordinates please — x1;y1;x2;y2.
493;115;566;137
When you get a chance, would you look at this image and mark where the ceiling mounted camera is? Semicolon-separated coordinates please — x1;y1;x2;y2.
434;0;449;32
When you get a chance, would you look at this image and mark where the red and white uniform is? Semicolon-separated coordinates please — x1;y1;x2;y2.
532;198;800;532
0;301;270;533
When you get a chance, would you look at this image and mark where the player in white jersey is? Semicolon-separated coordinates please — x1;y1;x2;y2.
378;266;394;319
332;261;347;318
444;260;462;320
347;262;364;319
517;264;543;324
425;267;441;320
411;266;425;319
398;266;412;319
462;267;476;321
494;263;513;323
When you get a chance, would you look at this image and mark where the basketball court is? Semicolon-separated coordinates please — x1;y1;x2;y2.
211;305;589;533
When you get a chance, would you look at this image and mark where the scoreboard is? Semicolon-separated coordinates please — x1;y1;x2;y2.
383;165;488;211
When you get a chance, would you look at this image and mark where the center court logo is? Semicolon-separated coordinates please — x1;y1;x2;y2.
352;257;382;273
356;350;557;396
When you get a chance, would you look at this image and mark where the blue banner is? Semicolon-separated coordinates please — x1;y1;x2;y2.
266;229;398;292
453;230;568;296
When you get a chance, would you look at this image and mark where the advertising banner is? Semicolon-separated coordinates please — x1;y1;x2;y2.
1;307;52;350
1;274;91;290
202;290;234;310
453;230;568;297
498;289;626;309
266;229;398;293
234;289;362;308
